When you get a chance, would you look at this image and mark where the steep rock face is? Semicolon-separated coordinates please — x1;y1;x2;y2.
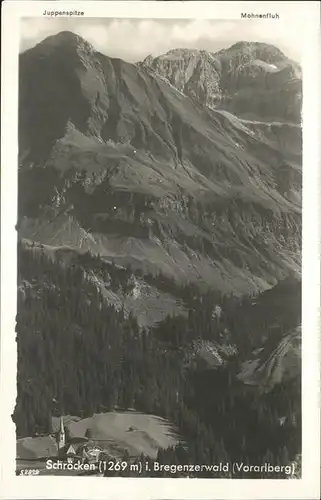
141;42;302;123
18;32;302;294
141;49;222;109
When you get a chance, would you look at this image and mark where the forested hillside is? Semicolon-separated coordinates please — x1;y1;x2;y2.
14;243;301;477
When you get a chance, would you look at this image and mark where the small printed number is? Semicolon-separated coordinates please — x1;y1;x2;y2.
20;469;40;475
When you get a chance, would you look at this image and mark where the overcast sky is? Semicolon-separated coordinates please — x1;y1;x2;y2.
20;18;301;63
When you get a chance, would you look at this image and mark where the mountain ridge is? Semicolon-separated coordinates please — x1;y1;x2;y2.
18;31;301;294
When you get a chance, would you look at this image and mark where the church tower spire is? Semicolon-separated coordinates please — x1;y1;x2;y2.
57;416;65;450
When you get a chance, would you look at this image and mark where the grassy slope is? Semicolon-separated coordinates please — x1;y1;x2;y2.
18;110;301;293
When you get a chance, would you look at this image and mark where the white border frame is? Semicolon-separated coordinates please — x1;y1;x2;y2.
1;2;320;499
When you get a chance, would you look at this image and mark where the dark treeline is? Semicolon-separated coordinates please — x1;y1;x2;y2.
14;245;301;478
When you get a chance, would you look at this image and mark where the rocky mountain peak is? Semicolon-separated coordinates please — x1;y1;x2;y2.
163;48;202;58
43;30;83;45
224;41;287;62
143;41;301;122
30;30;95;58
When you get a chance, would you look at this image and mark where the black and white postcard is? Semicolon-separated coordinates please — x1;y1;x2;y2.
1;1;320;499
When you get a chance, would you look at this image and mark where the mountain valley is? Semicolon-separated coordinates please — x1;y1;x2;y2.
15;31;302;478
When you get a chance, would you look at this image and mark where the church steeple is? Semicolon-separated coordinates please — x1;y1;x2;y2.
57;416;65;450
